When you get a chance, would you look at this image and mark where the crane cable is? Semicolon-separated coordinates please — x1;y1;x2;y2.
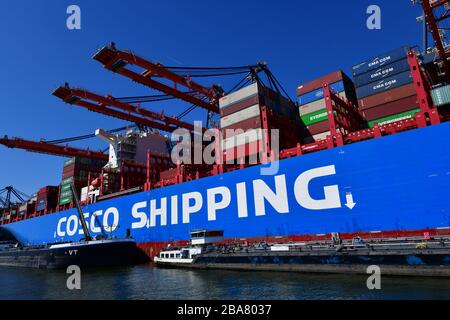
45;126;135;145
45;65;267;144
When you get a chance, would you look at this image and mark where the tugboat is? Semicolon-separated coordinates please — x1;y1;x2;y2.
0;183;148;269
154;231;450;277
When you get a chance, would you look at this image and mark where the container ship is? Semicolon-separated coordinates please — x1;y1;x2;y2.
1;1;450;263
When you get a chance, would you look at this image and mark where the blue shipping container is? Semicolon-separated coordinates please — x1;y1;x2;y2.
353;58;411;88
356;71;413;99
421;52;438;65
352;46;410;77
298;81;345;106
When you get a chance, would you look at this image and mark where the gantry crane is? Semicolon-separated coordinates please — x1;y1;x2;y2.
52;84;204;133
0;186;30;210
91;43;292;129
52;43;258;154
93;43;223;113
2;43;270;175
418;0;450;80
0;136;108;161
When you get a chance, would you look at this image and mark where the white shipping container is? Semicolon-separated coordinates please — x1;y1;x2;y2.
299;92;347;116
220;104;261;128
270;245;290;252
221;128;263;151
303;131;331;144
313;131;331;140
219;83;259;109
80;187;89;202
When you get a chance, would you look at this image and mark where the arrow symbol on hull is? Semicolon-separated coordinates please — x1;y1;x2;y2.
345;192;356;210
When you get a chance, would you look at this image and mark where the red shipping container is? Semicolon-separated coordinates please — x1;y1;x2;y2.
303;120;330;135
37;186;58;197
220;95;258;116
160;168;178;180
221;116;262;139
296;71;346;96
358;83;417;110
361;95;419;121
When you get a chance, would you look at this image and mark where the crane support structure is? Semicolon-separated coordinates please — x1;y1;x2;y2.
0;136;108;161
421;0;450;79
53;85;202;132
93;43;221;113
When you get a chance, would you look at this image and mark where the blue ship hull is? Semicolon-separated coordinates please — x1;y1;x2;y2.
2;122;450;253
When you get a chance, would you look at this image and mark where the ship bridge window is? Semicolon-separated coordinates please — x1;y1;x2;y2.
191;230;224;238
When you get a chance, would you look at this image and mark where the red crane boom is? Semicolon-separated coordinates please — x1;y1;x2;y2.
0;136;108;160
92;43;221;113
53;85;202;132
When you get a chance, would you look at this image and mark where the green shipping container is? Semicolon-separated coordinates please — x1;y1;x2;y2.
60;183;72;192
64;158;76;167
60;189;73;198
301;108;329;126
368;109;420;127
64;157;106;167
59;196;72;206
61;177;74;185
432;85;450;107
300;109;338;126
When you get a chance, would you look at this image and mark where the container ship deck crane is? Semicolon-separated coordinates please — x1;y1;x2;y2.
418;0;450;81
92;43;223;113
52;84;203;133
0;186;30;211
0;136;108;161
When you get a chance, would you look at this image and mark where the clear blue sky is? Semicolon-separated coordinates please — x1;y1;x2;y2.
0;0;424;195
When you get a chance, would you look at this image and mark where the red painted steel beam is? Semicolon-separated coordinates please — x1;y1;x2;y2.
63;87;200;131
323;85;339;139
0;137;108;160
94;44;221;101
430;0;449;9
407;50;441;125
93;44;220;113
422;0;450;79
53;86;187;133
117;67;219;113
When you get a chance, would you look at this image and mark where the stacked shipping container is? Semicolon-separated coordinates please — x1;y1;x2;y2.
219;82;299;162
296;71;357;143
432;85;450;108
36;186;58;213
353;46;420;127
59;157;106;206
18;201;35;218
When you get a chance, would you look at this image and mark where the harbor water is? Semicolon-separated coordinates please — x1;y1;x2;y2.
0;264;449;300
